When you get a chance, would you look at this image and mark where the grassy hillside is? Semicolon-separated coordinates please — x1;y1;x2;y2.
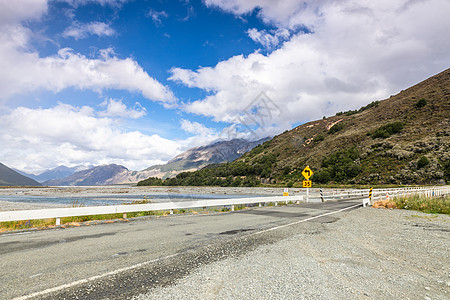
139;68;450;187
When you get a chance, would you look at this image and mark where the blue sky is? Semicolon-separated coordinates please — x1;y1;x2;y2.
0;0;449;173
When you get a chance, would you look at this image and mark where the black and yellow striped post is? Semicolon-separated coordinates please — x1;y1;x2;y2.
369;187;373;204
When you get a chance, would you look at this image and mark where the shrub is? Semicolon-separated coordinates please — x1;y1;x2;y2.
314;134;325;143
414;98;427;109
328;123;344;134
372;122;403;139
315;147;361;183
417;156;429;169
137;177;163;186
443;161;450;183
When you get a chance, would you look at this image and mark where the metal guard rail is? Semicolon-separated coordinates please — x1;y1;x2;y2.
0;186;448;225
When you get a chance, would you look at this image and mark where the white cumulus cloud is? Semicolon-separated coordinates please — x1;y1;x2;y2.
0;0;176;104
98;98;147;119
173;0;450;133
0;103;181;173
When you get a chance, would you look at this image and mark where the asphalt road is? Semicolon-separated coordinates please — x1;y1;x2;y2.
0;200;361;299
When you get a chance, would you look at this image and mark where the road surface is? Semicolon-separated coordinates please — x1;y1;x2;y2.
0;200;361;299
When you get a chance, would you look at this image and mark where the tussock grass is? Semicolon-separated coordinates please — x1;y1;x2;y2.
374;194;450;215
393;195;449;215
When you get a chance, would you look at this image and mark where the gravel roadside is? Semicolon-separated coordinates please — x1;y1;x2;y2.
136;208;449;300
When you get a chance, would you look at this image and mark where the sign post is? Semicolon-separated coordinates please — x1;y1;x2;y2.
301;166;313;202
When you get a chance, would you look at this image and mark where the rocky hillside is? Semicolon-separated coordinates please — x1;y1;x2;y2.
142;68;449;186
43;164;129;186
113;138;269;183
0;163;41;186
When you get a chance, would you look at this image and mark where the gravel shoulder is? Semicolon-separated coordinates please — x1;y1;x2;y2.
136;208;450;300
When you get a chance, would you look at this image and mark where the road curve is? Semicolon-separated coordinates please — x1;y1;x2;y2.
0;200;361;299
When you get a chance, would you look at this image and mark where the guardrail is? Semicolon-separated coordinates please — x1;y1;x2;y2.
0;195;306;225
363;186;450;207
0;186;448;225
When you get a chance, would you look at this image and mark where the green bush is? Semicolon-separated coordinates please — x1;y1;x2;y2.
372;122;403;139
335;101;379;116
137;177;163;186
414;98;427;109
315;147;361;183
443;161;450;183
314;134;325;143
417;156;429;169
328;123;344;134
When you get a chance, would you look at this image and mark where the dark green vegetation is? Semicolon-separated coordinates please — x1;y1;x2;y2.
417;156;430;169
139;68;450;187
414;98;428;109
0;163;41;186
335;101;380;116
371;121;404;139
314;148;361;183
328;122;345;134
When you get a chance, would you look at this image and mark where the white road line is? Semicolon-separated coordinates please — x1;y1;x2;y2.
13;202;361;300
250;203;362;236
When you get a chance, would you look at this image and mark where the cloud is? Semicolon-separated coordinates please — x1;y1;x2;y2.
63;21;115;39
247;28;290;49
204;0;311;29
0;0;48;26
0;0;176;104
59;0;129;8
0;103;181;173
99;98;146;119
181;119;214;136
172;0;450;131
0;103;251;173
147;9;169;26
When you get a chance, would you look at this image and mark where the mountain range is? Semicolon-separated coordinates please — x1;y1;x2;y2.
14;165;92;183
41;138;268;186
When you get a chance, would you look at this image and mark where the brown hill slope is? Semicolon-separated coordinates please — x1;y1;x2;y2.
240;68;450;185
246;69;450;183
140;68;449;186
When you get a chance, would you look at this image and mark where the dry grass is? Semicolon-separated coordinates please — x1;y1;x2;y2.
373;194;449;215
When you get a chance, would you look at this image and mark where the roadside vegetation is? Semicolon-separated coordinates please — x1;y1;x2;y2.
374;194;449;215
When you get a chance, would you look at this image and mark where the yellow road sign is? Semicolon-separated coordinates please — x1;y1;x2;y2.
302;166;313;180
303;180;312;188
